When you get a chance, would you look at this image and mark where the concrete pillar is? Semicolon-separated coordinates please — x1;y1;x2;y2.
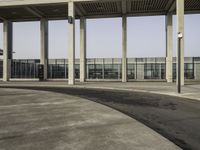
166;14;173;82
3;21;13;82
80;17;86;82
68;1;75;85
40;18;48;80
176;0;185;85
136;63;144;80
122;15;127;82
195;63;200;80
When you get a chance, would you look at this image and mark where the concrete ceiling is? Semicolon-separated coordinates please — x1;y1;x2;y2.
0;0;200;21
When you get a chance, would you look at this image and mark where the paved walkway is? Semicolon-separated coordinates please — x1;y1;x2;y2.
0;81;200;101
0;88;180;150
79;81;200;101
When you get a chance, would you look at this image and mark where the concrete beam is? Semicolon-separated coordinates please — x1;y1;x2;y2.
3;21;13;81
24;6;44;18
40;18;48;80
166;14;173;83
122;15;127;82
122;0;127;15
166;0;176;13
68;1;75;85
0;16;6;21
80;17;86;82
0;0;118;7
75;4;84;17
176;0;184;86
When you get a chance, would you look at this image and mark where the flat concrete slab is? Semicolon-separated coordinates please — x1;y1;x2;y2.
0;88;180;150
0;81;200;101
78;81;200;101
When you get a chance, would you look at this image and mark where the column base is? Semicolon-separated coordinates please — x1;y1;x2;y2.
68;80;75;85
166;78;173;83
122;79;127;83
80;79;85;83
176;81;185;86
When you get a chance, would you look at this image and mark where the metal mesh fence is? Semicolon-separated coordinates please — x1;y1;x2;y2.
11;59;40;78
0;57;199;80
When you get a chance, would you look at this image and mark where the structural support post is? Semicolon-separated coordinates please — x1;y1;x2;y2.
40;18;48;80
68;1;75;85
176;0;185;86
122;15;127;82
3;21;13;82
166;14;173;83
80;17;86;82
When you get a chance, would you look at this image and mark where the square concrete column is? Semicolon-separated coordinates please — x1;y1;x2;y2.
166;14;173;83
68;1;75;85
176;0;185;86
80;17;86;82
3;21;13;82
40;18;48;80
122;15;127;82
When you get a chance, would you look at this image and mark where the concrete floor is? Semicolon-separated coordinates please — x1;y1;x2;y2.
1;81;200;149
0;88;180;150
0;81;200;100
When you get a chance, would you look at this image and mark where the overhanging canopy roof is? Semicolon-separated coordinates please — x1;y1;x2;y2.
0;0;200;21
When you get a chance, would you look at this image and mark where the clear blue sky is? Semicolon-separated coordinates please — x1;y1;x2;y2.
0;14;200;59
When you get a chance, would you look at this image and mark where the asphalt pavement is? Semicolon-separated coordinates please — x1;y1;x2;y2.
0;88;180;150
0;81;200;150
6;86;199;150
